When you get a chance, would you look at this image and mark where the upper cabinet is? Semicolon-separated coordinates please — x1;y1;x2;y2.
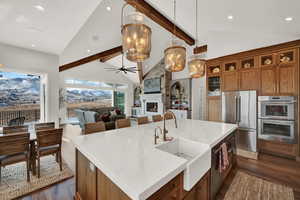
222;61;239;91
239;57;260;91
260;48;298;96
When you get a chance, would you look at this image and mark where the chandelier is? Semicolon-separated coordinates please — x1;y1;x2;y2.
164;0;186;72
188;0;206;78
121;5;151;62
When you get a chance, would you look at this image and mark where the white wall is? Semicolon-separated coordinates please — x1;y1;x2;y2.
0;42;60;124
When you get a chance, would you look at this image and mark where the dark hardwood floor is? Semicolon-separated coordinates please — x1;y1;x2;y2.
20;178;75;200
20;153;300;200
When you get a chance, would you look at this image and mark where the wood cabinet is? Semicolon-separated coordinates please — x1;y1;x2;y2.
207;97;221;122
222;61;239;91
260;66;277;95
277;62;296;95
258;139;297;158
239;69;260;91
183;171;210;200
76;150;97;200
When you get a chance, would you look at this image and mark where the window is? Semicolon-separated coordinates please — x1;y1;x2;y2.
0;71;41;126
66;88;113;119
114;91;125;113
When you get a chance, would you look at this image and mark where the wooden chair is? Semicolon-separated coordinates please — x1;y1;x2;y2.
8;117;25;126
36;128;63;178
3;125;28;134
152;115;163;122
0;133;30;182
84;121;106;135
137;116;149;125
115;119;131;129
35;122;55;131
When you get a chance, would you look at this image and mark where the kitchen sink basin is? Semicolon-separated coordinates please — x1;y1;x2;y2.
156;137;211;191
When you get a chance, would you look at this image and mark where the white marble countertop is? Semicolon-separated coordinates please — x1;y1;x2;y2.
72;119;237;200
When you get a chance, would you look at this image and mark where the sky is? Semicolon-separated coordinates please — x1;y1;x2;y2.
0;71;39;79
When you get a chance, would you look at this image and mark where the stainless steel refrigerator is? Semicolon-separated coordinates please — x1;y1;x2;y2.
222;90;257;152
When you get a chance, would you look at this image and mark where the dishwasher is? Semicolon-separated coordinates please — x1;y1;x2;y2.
211;131;237;199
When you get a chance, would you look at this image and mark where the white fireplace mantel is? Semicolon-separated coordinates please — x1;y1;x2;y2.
140;94;164;116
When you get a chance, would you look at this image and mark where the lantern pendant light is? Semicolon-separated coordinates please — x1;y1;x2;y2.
121;4;152;62
164;0;186;72
188;0;206;78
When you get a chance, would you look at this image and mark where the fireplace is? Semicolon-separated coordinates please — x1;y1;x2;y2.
140;94;163;116
147;102;158;112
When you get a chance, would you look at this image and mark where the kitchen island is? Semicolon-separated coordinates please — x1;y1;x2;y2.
72;119;237;200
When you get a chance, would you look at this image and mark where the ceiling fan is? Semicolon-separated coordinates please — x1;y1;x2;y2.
104;53;140;74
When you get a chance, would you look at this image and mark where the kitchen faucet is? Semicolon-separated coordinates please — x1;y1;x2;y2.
154;126;162;145
162;111;177;141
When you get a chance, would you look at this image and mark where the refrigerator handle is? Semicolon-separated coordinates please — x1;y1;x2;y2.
238;96;241;122
235;96;238;123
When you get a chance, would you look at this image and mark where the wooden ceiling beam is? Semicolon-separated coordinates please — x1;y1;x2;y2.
193;45;208;54
124;0;195;46
59;46;122;72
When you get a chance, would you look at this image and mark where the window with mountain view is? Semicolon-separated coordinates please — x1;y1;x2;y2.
66;88;113;118
0;71;41;126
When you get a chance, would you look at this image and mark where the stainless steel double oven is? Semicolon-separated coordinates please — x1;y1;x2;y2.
258;96;296;144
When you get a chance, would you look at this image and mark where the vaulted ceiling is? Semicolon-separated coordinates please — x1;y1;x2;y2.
1;0;300;83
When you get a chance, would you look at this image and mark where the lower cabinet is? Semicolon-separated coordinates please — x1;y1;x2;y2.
207;97;221;122
258;139;297;158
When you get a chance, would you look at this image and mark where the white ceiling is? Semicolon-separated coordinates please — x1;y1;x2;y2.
1;0;300;82
0;0;102;54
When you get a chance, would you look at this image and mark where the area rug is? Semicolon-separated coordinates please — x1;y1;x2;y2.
0;156;74;200
224;171;294;200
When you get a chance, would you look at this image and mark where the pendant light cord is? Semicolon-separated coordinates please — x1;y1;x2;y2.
172;0;176;41
195;0;198;47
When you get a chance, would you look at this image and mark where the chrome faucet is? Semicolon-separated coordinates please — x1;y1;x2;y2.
154;126;162;144
162;111;177;141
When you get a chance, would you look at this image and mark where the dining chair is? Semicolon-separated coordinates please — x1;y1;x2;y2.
84;121;106;135
137;116;149;125
8;117;26;126
115;119;131;129
152;115;163;122
3;125;28;134
36;128;63;178
35;122;55;131
0;133;31;182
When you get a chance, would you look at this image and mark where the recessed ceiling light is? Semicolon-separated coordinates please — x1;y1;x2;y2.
87;49;91;53
227;15;234;20
34;5;45;12
285;17;293;22
31;44;36;47
106;6;111;11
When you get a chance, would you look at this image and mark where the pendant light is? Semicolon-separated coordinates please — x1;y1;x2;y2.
164;0;186;72
121;4;152;62
188;0;206;78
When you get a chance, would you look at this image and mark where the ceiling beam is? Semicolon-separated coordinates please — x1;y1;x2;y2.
137;62;144;84
193;45;208;54
59;46;123;72
124;0;195;46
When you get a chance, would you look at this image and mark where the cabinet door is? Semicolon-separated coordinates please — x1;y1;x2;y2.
208;98;221;122
239;69;260;91
260;66;276;95
76;151;97;200
277;65;295;95
222;72;238;91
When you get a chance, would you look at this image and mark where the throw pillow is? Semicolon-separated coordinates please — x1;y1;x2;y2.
110;110;117;116
101;114;110;122
115;108;121;115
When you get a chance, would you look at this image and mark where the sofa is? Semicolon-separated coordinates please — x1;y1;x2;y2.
74;107;126;131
